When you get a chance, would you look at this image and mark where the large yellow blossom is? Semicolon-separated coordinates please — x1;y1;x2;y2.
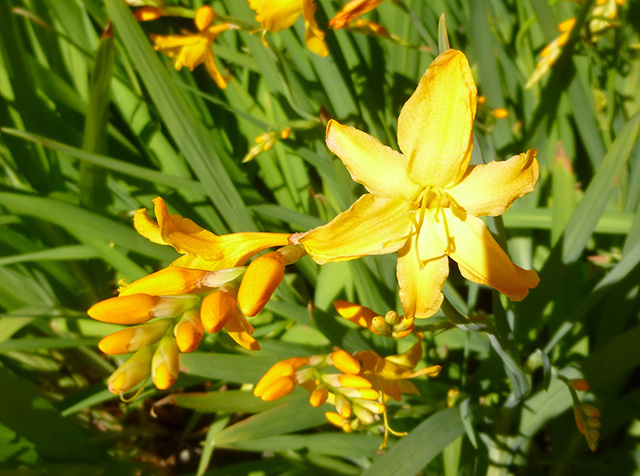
248;0;329;57
293;49;539;319
150;6;234;88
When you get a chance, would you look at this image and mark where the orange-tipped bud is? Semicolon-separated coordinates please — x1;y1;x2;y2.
354;398;385;415
259;375;296;401
88;294;159;324
370;315;391;334
152;336;180;390
280;128;291;139
492;108;509;119
195;5;215;31
98;319;170;355
341;387;379;400
237;252;285;317
309;386;329;407
174;309;204;353
582;403;601;419
107;347;153;394
200;291;236;333
569;379;589;391
133;6;166;22
330;350;361;374
333;300;377;328
325;412;352;432
254;357;309;397
559;18;576;33
339;374;373;388
119;267;209;297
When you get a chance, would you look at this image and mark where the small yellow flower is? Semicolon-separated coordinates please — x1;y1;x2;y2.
149;6;236;88
249;0;329;57
293;49;539;319
329;0;383;30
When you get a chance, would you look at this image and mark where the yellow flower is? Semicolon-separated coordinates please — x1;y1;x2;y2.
249;0;329;57
134;197;290;271
293;49;539;319
149;6;235;88
329;0;383;30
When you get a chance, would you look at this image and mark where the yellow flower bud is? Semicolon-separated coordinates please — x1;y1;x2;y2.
354;398;385;415
325;412;352;433
107;347;152;394
384;310;401;325
88;294;160;325
174;309;204;353
98;319;170;355
254;357;309;397
492;108;509;119
200;291;236;333
237;251;286;317
330;350;361;374
352;404;374;424
259;375;296;401
133;6;166;22
280;128;291;139
152;336;180;390
119;267;209;297
195;5;215;31
335;394;351;418
309;386;329;407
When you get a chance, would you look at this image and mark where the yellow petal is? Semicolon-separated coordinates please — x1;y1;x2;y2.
133;208;165;245
447;149;539;217
118;267;209;296
333;300;377;328
296;194;412;264
204;49;228;89
326;120;420;201
397;49;477;188
436;209;539;300
225;308;261;351
195;5;215;31
152;197;289;268
329;0;383;29
397;225;449;318
252;0;303;31
301;0;329;56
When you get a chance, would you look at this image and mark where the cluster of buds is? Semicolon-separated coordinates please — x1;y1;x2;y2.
242;128;292;163
254;338;441;445
566;378;601;451
333;300;415;339
88;197;305;396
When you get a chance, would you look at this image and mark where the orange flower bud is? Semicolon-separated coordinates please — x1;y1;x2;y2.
330;350;361;374
195;5;215;31
174;309;204;353
338;374;373;388
119;267;209;297
98;319;170;355
325;412;352;432
107;347;152;394
569;379;589;391
254;357;309;397
309;386;329;407
88;294;160;324
200;291;236;333
333;300;377;328
133;6;166;22
152;336;180;390
559;18;576;33
237;251;286;317
492;108;509;119
280;128;291;139
259;375;296;401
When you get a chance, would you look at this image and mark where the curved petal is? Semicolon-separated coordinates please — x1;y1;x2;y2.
329;0;384;29
397;49;477;188
296;195;412;264
225;308;261;351
326;120;421;201
301;0;329;56
133;208;165;245
153;197;289;268
447;149;539;216
204;49;228;89
436;209;539;300
397;223;449;319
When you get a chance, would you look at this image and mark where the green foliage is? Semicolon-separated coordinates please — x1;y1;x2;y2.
1;0;639;474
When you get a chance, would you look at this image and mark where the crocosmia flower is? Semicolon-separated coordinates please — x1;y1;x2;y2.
248;0;329;57
329;0;383;30
150;6;235;88
292;49;539;319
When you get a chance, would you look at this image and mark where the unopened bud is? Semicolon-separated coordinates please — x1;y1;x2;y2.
88;294;160;324
254;357;309;397
194;5;215;31
119;267;209;297
98;319;170;355
492;108;509;119
133;6;165;21
107;347;152;394
569;379;589;391
237;252;286;317
384;310;400;325
309;386;329;407
200;291;236;333
325;412;352;433
352;404;374;424
259;375;296;401
152;336;180;390
330;350;360;374
174;309;204;353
